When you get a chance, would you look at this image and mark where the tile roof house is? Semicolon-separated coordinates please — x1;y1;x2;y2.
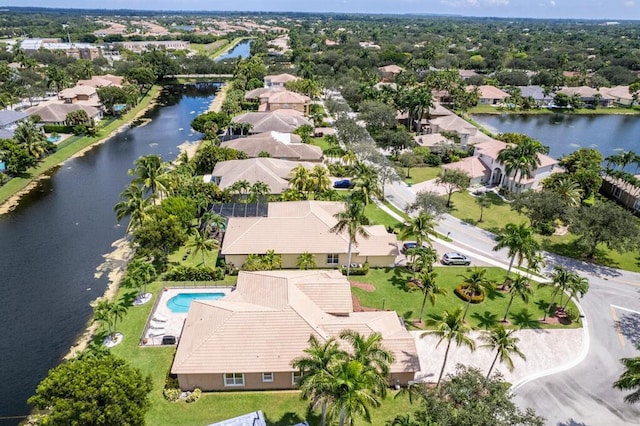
472;139;559;192
232;110;313;134
468;85;510;105
264;73;300;88
221;201;399;269
58;85;98;104
599;86;634;106
171;269;418;391
77;74;124;88
258;89;310;115
212;157;318;195
557;86;615;107
221;132;322;162
442;156;491;185
600;174;640;214
517;85;554;107
24;102;102;125
0;110;29;138
378;64;405;82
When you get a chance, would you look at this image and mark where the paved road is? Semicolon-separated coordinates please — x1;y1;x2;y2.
384;180;640;425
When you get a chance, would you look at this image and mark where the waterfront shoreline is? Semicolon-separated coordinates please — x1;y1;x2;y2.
0;87;162;216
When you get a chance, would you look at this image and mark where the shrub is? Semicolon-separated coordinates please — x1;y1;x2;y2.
43;124;72;133
454;284;485;303
163;388;181;402
164;265;225;281
185;388;202;403
566;308;580;323
340;263;369;276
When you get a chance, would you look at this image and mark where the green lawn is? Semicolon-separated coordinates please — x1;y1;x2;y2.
308;136;333;151
107;279;416;425
401;166;440;184
0;86;161;206
351;267;581;330
365;202;402;228
166;236;220;269
446;190;640;272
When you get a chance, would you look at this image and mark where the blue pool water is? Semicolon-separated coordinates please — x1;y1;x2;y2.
167;292;225;313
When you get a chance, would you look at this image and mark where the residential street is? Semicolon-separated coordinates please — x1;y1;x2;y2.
384;180;640;425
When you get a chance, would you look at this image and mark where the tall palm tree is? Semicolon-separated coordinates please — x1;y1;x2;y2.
481;325;526;378
330;197;370;278
129;154;166;201
114;183;150;232
492;222;539;276
93;299;113;337
423;307;476;387
339;330;395;379
539;265;572;321
405;268;448;323
292;335;345;426
547;176;583;207
310;165;331;196
497;140;544;191
502;274;532;322
289;165;311;198
14;120;48;159
109;302;128;339
459;267;494;320
229;179;251;201
352;162;381;205
249;181;270;203
187;229;219;267
397;211;437;249
126;258;157;296
563;273;589;309
614;354;640;403
341;150;358;166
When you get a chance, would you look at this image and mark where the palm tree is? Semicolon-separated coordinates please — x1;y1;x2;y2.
397;211;437;249
539;265;572;321
497;139;544;191
110;302;128;339
339;330;395;378
249;181;270;203
292;335;345;426
352;163;381;205
330;197;370;278
341;150;358;166
475;193;492;222
127;258;157;296
502;274;532;322
289;165;311;198
93;299;114;337
405;268;447;323
14;120;48;159
563;273;589;310
114;183;150;232
309;165;331;197
129;154;166;201
423;307;476;387
188;229;219;266
229;179;251;201
297;251;317;269
459;267;495;320
548;176;583;207
481;325;526;378
492;222;539;276
614;353;640;403
262;249;282;270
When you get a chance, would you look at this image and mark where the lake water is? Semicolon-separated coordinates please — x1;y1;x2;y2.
216;39;252;61
472;114;640;160
0;83;219;424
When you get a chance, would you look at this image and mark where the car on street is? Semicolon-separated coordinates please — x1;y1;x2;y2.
441;252;471;265
333;179;353;189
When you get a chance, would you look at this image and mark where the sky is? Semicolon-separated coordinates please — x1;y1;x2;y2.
4;0;640;20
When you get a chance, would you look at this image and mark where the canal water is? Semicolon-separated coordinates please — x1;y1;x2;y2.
473;113;640;160
216;39;252;61
0;83;219;424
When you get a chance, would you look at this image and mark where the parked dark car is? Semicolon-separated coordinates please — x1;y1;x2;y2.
441;252;471;265
333;179;353;189
401;242;428;254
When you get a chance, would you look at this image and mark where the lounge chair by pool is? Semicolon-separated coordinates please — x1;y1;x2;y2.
153;313;168;322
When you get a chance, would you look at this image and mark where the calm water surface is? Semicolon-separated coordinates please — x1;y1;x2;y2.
0;83;219;424
216;39;252;61
473;113;640;159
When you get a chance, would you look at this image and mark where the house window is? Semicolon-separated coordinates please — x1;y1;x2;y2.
224;373;245;387
327;253;339;265
262;372;274;383
613;186;623;199
292;371;302;385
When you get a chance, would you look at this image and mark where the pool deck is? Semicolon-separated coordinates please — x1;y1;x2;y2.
142;286;234;346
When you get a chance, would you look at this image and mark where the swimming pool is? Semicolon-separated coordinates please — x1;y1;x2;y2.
166;292;225;313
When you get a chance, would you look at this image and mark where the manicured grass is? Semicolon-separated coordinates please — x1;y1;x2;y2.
107;278;416;425
402;166;440;184
0;86;161;206
365;202;402;228
189;40;229;58
351;267;581;330
308;136;333;151
166;237;220;269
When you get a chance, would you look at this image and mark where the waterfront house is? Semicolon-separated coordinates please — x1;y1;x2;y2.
258;89;310;115
469;85;510;105
231;110;313;134
58;85;98;104
25;102;102;126
220;201;398;269
0;110;29;138
221;132;322;162
517;85;555;107
600;174;640;214
211;158;318;195
599;86;634;106
557;86;615;107
171;269;418;391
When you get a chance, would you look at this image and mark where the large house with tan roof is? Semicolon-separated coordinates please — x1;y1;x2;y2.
25;102;102;125
264;73;299;88
221;201;399;268
77;74;124;88
221;132;322;162
469;85;510;105
212;158;318;195
171;269;419;391
231;110;313;134
258;89;310;115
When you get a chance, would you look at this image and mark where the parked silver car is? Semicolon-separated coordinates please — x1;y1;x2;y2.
441;252;471;265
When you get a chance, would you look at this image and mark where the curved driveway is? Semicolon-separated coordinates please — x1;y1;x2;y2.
385;181;640;425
